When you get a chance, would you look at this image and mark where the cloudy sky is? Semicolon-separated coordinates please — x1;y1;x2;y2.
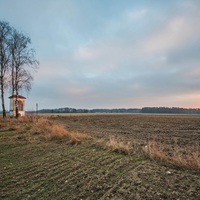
1;0;200;110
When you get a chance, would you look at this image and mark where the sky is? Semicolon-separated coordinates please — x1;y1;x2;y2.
0;0;200;110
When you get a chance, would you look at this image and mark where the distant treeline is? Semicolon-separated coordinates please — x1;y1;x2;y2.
36;108;140;114
38;108;88;114
141;107;200;114
89;108;140;113
28;106;200;114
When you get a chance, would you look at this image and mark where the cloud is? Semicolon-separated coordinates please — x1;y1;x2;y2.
125;9;148;21
64;83;92;97
141;15;200;54
1;0;200;109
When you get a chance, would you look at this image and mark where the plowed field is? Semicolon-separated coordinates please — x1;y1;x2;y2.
0;114;200;199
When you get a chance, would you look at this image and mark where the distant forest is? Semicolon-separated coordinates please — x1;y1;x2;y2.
34;107;200;114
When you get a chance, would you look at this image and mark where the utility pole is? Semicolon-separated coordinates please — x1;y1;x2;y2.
36;103;38;115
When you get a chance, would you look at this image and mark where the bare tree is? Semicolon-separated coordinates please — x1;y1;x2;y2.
0;21;39;118
0;21;11;118
10;29;39;118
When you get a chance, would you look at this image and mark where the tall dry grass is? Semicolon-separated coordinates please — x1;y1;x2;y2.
27;116;91;144
107;136;133;155
18;114;38;123
144;140;200;170
0;116;20;131
0;114;91;144
0;114;38;131
106;135;200;170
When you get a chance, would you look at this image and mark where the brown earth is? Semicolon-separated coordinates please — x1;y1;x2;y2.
0;114;200;199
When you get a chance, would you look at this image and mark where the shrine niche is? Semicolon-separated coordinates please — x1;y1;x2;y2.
9;95;26;117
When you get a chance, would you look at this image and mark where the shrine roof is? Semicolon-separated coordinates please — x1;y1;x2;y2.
9;95;26;99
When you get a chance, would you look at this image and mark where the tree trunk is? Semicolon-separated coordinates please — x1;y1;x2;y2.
15;92;18;119
0;80;6;118
11;59;15;96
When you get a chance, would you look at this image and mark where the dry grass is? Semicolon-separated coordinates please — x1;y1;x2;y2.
18;114;38;123
0;114;91;145
27;116;91;144
144;140;200;170
0;114;38;132
107;135;200;170
107;136;133;155
0;117;19;131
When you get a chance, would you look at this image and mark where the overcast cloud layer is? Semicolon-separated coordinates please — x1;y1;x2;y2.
1;0;200;110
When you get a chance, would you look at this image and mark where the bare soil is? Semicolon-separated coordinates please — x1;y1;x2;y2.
0;114;200;199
